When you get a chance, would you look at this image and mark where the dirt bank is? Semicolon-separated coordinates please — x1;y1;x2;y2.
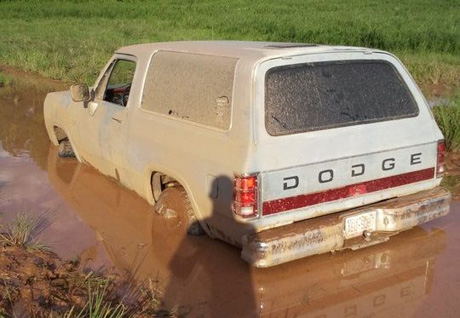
0;244;166;318
1;245;86;317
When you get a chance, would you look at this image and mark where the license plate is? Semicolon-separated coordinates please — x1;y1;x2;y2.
344;211;377;239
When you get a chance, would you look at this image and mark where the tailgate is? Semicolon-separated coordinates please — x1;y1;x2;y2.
260;143;438;217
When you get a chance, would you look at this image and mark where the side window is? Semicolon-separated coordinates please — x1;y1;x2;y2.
97;59;136;107
142;51;237;130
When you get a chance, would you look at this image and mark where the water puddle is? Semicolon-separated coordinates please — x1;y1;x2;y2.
1;74;460;317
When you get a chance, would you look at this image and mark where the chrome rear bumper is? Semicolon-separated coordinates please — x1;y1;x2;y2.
242;186;451;268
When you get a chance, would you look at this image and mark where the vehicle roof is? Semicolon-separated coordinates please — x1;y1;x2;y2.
116;41;384;61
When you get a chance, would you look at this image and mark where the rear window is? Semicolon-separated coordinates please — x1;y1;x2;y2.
265;60;419;136
142;51;237;130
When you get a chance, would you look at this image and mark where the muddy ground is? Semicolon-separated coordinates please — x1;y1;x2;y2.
1;71;460;318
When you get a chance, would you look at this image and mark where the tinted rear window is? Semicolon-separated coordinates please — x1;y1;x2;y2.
265;60;419;136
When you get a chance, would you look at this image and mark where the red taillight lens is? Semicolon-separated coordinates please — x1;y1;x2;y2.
232;174;258;218
234;191;257;205
437;140;446;178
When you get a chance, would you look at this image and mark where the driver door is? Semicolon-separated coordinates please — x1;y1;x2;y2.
79;56;137;180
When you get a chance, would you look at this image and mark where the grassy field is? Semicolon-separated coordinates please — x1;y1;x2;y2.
434;94;460;151
0;0;459;93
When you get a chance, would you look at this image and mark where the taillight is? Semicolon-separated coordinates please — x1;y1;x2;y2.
232;174;259;219
437;139;446;178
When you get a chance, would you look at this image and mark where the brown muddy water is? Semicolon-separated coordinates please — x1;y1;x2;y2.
1;75;460;318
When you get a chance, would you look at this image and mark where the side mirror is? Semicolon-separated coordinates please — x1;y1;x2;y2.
70;84;92;102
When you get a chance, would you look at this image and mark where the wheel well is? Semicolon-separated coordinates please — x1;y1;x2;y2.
53;126;68;143
150;172;178;202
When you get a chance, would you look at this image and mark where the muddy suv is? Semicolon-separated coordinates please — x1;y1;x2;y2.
44;41;451;267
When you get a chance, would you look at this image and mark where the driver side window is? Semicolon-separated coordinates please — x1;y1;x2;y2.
97;59;136;107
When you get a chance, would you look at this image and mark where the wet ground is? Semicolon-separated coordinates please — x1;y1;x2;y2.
1;74;460;318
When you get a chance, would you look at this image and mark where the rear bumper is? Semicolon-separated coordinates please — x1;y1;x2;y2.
241;186;451;268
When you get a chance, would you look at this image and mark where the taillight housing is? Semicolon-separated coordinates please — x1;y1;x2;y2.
232;173;259;219
437;139;446;178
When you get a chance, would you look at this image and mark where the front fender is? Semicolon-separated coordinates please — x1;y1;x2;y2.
43;91;82;162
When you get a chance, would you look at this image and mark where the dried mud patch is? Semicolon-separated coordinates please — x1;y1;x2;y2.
0;245;80;316
0;246;162;318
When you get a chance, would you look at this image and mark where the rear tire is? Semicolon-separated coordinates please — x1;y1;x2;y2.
154;186;205;236
58;138;75;158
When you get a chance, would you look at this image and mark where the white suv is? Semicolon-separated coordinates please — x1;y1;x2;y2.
44;41;451;267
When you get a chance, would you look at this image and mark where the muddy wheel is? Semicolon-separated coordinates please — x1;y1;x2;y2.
154;186;205;236
58;138;75;158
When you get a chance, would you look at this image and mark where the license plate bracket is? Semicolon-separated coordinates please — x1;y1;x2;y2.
344;211;377;239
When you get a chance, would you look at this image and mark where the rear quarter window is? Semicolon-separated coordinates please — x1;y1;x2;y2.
265;60;419;136
142;51;237;130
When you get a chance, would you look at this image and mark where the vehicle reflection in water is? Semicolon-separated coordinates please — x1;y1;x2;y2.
47;146;446;318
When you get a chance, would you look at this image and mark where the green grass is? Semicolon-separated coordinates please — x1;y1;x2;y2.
0;0;459;91
433;95;460;151
64;283;126;318
0;212;48;250
399;52;460;94
62;275;168;318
